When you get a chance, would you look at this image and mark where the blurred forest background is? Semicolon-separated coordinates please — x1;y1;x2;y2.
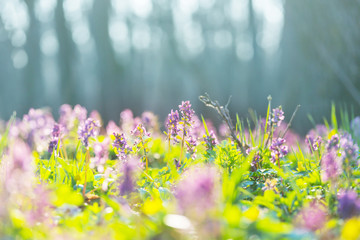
0;0;360;134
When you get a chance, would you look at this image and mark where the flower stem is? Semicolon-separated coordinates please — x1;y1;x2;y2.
179;124;186;164
83;149;90;197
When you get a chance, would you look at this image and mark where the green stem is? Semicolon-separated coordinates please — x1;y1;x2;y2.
140;135;148;173
179;123;186;164
83;149;90;197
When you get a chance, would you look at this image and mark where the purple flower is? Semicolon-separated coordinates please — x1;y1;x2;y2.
120;109;134;133
118;158;138;196
271;106;284;126
73;104;87;123
339;133;359;163
48;123;61;153
185;135;197;158
131;123;150;138
106;120;120;136
326;134;339;151
338;190;360;219
250;153;261;172
321;150;342;182
4;140;34;193
113;132;131;160
166;110;180;141
179;101;195;124
176;167;218;215
305;135;322;154
218;123;230;137
78;118;100;148
141;111;158;130
58;104;74;131
296;202;327;232
22;108;55;151
91;139;109;173
204;131;217;151
269;138;288;164
27;185;51;225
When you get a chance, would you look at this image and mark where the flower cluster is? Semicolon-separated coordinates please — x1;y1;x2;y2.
271;106;284;127
176;167;218;216
58;104;88;133
338;190;360;219
339;133;359;163
78;118;100;148
166;110;180;142
91;139;109;173
269;138;288;164
118;158;138;196
326;134;339;151
321;150;342;182
131;123;150;138
48;123;61;153
179;101;195;124
203;131;217;151
295;202;327;232
305;135;322;153
19;108;55;151
113;133;131;161
262;178;279;193
185;135;197;158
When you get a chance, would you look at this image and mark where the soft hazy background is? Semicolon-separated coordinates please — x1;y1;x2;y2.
0;0;360;134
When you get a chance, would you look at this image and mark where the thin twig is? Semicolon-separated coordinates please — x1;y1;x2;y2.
199;93;249;155
280;105;301;139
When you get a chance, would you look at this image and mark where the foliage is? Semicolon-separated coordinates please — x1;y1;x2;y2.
0;101;359;239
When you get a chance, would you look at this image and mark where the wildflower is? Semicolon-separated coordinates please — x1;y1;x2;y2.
262;178;279;193
141;111;158;130
271;106;284;126
296;202;327;232
204;131;217;151
90;110;102;125
106;120;120;136
22;108;55;151
131;123;150;138
91;139;109;173
120;109;134;133
339;133;359;163
48;123;61;153
73;104;87;123
269;138;288;164
58;104;74;131
27;185;51;225
118;158;138;196
338;190;360;219
305;135;322;153
166;110;180;141
113;132;131;161
185;135;197;158
326;134;339;151
179;101;195;124
321;150;342;182
218;123;230;137
78;118;100;148
4;140;34;193
250;153;261;172
176;167;218;215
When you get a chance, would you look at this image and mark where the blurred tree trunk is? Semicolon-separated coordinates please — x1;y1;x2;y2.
90;0;122;121
248;0;264;112
55;0;76;105
280;0;360;133
23;0;43;112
